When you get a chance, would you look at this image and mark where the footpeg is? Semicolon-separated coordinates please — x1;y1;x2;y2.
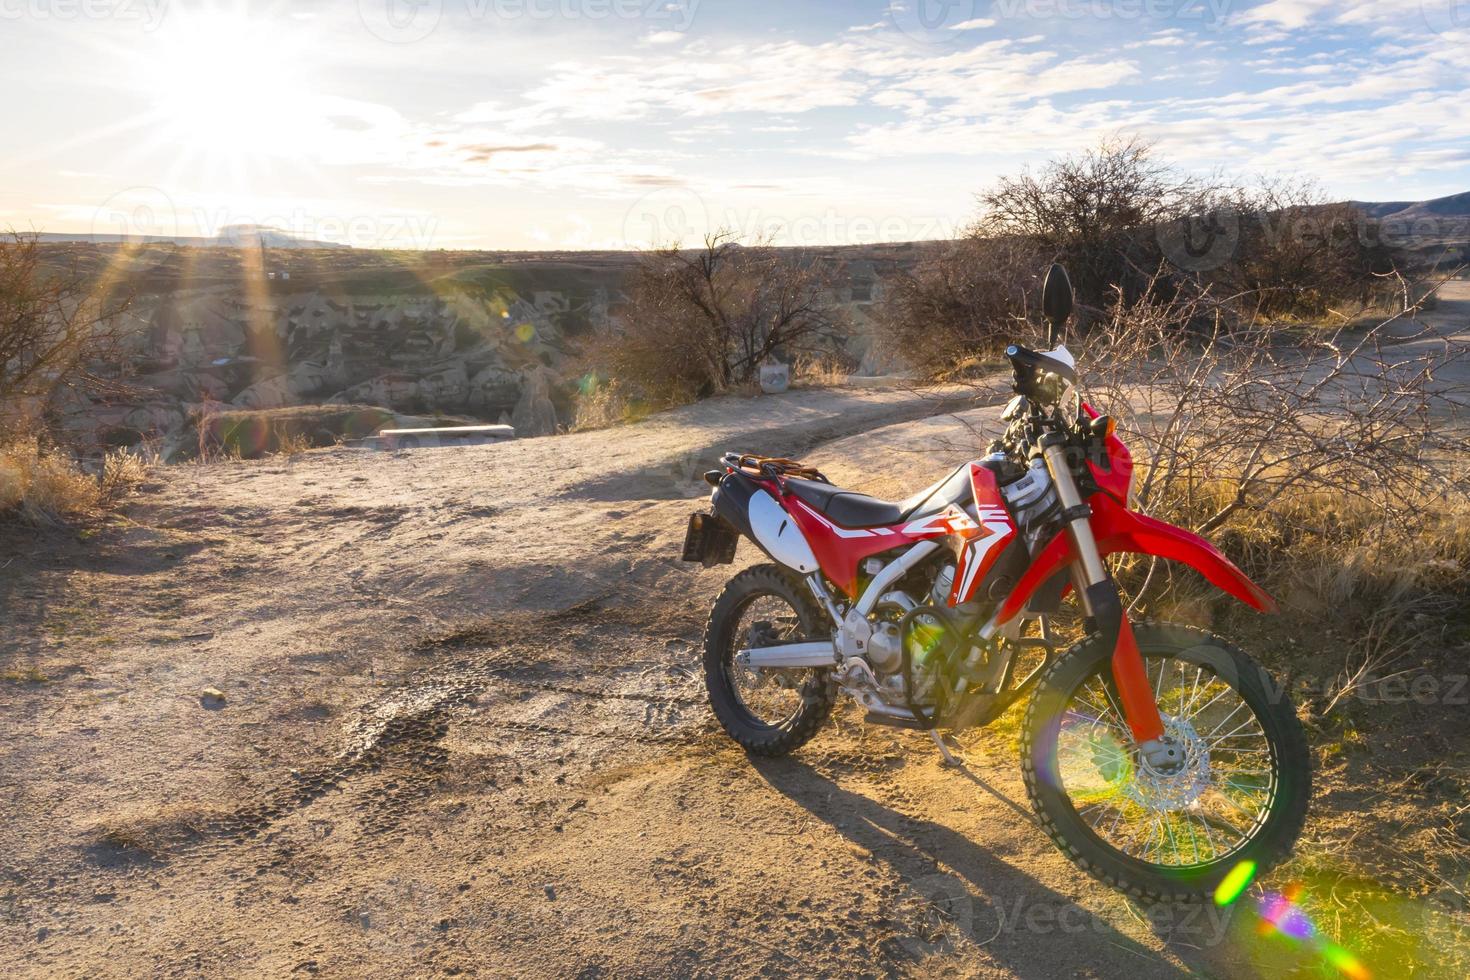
863;711;924;730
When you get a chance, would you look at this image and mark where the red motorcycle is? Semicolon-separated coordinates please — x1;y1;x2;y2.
682;265;1309;901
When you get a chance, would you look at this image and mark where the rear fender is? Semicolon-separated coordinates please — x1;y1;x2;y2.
994;493;1275;625
747;485;821;575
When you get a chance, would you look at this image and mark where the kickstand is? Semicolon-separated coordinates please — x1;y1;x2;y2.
929;730;962;767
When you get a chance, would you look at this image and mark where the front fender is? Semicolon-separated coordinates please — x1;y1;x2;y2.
994;493;1275;625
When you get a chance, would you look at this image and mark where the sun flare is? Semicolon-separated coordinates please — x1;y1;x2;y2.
134;12;310;158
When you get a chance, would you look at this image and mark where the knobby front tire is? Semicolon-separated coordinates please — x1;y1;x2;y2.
1021;622;1311;902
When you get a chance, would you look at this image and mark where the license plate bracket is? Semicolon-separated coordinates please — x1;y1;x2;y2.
681;512;738;566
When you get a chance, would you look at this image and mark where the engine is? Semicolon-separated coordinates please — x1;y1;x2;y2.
860;457;1062;719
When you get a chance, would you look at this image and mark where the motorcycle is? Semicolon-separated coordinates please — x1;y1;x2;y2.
680;264;1310;901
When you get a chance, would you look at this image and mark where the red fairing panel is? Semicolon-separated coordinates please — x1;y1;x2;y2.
784;497;925;598
1081;402;1132;503
994;485;1276;625
781;463;1016;601
950;464;1017;605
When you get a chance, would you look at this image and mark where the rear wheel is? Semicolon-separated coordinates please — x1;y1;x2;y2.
703;564;835;757
1021;622;1310;902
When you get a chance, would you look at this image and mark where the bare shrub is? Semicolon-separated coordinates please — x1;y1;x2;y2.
0;233;130;441
99;447;148;498
876;235;1042;379
0;439;145;525
976;136;1215;311
881;139;1397;379
580;232;846;413
1080;270;1469;711
791;351;856;387
1213;178;1394;320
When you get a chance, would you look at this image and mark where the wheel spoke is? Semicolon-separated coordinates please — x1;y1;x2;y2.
1052;650;1280;870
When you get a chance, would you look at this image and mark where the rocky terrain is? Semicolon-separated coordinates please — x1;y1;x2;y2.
2;281;1468;978
40;196;1470;461
45;241;927;458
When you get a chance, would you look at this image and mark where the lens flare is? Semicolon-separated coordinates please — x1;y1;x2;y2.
1255;885;1373;980
1323;943;1372;980
1214;859;1257;906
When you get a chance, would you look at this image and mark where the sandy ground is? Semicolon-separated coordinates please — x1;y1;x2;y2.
2;290;1468;978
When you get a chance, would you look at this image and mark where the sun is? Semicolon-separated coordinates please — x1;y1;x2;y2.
133;10;313;159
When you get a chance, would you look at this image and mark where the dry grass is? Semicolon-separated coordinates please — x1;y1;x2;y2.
791;353;853;387
569;377;652;432
0;439;147;526
189;404;401;460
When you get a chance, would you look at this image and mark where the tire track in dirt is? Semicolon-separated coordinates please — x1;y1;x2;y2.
90;617;708;865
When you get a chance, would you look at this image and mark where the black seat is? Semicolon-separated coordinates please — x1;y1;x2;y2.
784;463;978;530
784;478;904;528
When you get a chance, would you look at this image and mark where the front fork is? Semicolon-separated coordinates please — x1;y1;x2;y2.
1041;441;1175;764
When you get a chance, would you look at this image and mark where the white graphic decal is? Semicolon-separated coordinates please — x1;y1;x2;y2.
955;507;1014;601
901;506;977;537
792;499;884;538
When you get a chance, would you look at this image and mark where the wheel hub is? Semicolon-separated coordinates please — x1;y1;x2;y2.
741;622;802;690
1123;717;1210;812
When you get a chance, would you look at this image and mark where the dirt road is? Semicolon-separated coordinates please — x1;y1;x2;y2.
0;360;1454;976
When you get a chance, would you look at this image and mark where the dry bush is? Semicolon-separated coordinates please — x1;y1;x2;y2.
976;135;1215;311
579;232;846;414
1210;177;1395;320
0;439;146;526
188;404;398;459
882;139;1396;379
0;233;130;442
876;235;1042;379
791;352;855;387
1080;271;1469;711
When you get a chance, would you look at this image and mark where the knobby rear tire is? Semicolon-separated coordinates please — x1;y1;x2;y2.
703;564;836;757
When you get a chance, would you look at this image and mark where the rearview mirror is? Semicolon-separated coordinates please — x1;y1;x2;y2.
1041;264;1073;344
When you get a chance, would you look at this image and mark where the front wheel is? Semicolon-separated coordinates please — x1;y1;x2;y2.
1021;622;1310;902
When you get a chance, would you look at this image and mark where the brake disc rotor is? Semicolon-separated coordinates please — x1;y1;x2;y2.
1122;717;1211;812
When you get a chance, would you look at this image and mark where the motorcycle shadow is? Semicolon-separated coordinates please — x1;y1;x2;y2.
750;756;1202;978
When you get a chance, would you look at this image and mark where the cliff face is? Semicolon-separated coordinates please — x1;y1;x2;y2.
46;242;924;457
66;275;610;456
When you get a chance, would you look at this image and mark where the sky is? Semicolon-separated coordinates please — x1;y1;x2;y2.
0;0;1467;250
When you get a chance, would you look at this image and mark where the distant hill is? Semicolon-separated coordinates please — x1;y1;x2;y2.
1350;191;1470;221
34;224;349;250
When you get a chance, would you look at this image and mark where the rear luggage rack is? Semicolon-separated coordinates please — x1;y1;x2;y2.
721;453;830;484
